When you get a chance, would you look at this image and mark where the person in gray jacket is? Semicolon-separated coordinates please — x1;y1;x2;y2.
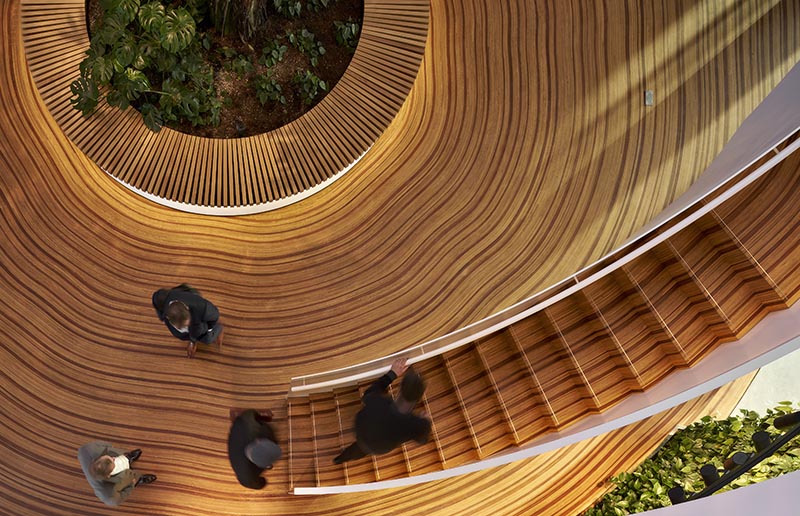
77;441;157;506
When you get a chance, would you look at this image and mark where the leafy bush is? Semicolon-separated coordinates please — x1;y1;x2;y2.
287;28;325;66
229;54;255;76
253;70;286;105
306;0;331;12
293;69;327;104
72;0;217;132
259;39;288;68
583;402;800;516
334;19;359;52
274;0;301;18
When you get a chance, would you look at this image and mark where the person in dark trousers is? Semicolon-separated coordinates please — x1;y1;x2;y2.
77;441;157;507
152;284;224;358
227;409;281;489
334;358;431;464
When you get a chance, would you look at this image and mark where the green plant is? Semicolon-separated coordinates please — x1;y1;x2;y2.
253;70;286;105
333;19;359;52
273;0;301;18
287;28;325;66
306;0;331;12
258;39;288;68
229;54;255;76
71;0;220;132
292;69;327;104
583;402;800;516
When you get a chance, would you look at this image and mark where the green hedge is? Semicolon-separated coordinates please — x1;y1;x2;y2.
583;402;800;516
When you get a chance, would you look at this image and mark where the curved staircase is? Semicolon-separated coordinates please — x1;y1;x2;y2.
286;133;800;491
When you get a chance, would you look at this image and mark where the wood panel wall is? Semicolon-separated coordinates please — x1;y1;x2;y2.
1;0;798;514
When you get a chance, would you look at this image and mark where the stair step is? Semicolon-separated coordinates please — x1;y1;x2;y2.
510;313;598;429
333;386;377;484
546;294;643;410
475;329;556;444
414;357;480;467
309;393;347;486
287;396;317;490
668;213;789;337
623;243;736;365
713;149;800;304
583;270;688;388
442;345;516;458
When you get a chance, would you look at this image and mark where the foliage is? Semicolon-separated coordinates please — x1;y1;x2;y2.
292;69;327;104
274;0;302;18
306;0;331;12
72;0;219;132
253;70;286;105
333;19;359;51
229;54;255;76
258;38;288;68
287;28;325;66
583;402;800;516
76;0;363;135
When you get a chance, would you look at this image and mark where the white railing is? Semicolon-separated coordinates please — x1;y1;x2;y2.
290;133;800;395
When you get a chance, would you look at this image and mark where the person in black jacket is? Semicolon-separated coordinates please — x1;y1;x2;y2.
152;284;224;358
227;409;281;489
334;358;431;464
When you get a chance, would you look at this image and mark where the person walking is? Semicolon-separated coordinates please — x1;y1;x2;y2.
227;408;281;489
334;358;431;464
77;441;157;506
152;284;224;358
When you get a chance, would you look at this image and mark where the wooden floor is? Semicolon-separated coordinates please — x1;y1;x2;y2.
1;0;798;514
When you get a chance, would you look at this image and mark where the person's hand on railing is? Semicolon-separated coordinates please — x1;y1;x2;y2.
390;358;408;377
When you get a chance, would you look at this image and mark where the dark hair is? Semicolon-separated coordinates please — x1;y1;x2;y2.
166;301;190;326
400;368;426;403
91;457;114;479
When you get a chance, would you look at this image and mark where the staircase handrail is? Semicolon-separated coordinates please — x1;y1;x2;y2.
290;132;800;394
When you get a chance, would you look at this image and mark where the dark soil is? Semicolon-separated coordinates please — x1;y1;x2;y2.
87;0;363;138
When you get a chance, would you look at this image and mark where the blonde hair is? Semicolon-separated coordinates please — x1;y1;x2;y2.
91;456;114;479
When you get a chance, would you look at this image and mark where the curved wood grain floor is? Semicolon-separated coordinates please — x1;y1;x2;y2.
1;0;798;514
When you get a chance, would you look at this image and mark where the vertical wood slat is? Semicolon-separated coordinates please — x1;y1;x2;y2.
20;0;429;210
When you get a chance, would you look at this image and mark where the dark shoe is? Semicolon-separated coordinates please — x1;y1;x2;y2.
333;454;345;465
125;449;142;462
136;474;157;486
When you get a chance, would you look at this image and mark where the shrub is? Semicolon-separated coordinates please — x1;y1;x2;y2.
334;19;359;52
583;402;800;516
259;39;288;68
287;28;325;66
292;69;327;104
253;71;286;105
306;0;331;12
273;0;301;18
71;0;217;132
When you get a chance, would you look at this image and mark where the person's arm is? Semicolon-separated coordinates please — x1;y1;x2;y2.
364;358;408;398
152;290;168;320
